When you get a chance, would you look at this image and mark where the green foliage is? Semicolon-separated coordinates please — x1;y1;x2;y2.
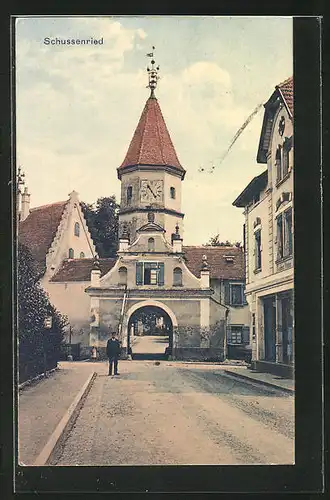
206;234;241;247
18;243;68;383
81;196;119;258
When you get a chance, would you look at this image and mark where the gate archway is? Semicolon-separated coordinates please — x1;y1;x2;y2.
125;301;177;360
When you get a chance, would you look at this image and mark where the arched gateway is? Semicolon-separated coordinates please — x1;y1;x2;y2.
124;300;178;359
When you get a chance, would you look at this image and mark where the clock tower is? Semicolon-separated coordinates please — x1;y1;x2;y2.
117;49;186;244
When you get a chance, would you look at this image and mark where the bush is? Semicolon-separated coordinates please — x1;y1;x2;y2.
18;243;67;383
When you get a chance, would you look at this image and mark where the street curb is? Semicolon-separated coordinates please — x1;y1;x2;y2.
33;371;97;466
223;369;294;394
19;367;59;391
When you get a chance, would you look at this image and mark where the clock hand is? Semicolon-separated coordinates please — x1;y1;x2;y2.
147;185;157;198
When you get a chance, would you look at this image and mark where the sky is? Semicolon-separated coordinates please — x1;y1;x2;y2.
15;16;293;245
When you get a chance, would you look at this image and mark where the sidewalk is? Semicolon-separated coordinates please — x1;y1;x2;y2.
18;362;102;465
223;366;295;393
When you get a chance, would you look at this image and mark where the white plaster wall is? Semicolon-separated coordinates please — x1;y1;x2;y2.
245;190;271;286
42;279;91;344
101;252;201;290
65;202;95;260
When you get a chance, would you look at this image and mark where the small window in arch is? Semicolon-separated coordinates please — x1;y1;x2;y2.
170;187;176;199
80;252;85;258
118;266;128;285
69;248;74;259
74;222;80;237
127;186;133;204
148;237;155;252
173;267;182;286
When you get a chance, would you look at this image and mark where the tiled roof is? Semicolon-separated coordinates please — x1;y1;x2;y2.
277;76;293;117
49;248;245;283
19;201;67;271
183;246;245;280
50;258;116;282
119;97;185;173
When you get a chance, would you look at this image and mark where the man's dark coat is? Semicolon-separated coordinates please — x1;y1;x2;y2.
106;338;121;358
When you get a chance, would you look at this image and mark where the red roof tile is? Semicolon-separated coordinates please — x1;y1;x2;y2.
277;76;293;117
119;97;185;173
50;258;116;282
183;246;245;280
19;201;67;270
50;248;245;283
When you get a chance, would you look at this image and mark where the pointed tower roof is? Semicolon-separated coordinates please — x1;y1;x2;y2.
118;96;185;176
118;47;185;179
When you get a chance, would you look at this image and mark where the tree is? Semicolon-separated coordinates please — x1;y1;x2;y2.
82;196;119;258
18;243;67;383
206;234;241;247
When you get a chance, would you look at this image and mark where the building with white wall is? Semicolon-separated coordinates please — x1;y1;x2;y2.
233;77;294;377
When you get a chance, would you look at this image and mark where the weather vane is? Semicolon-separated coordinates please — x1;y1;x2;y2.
146;46;160;98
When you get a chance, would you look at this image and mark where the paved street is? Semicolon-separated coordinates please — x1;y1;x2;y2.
53;360;294;466
131;335;168;355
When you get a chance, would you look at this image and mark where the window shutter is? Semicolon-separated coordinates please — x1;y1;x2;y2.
242;326;250;344
224;281;230;305
158;262;165;286
136;262;143;285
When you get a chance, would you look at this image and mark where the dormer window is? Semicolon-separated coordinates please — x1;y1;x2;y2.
127;186;133;204
148;237;155;252
74;222;80;237
68;248;74;259
170;187;176;199
80;252;85;258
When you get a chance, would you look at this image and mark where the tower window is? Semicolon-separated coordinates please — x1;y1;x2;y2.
68;248;74;259
148;237;155;252
74;222;80;237
173;267;182;286
127;186;133;204
170;187;176;199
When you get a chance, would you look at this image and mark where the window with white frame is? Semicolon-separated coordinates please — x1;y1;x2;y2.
228;326;243;344
276;207;293;260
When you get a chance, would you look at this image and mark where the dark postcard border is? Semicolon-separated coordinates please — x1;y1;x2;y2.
0;12;324;497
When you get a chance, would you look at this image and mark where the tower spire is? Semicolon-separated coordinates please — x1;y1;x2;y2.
146;46;160;98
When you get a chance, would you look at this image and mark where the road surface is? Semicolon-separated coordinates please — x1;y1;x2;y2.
54;358;294;466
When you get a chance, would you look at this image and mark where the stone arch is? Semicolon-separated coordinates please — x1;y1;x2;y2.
124;299;178;329
122;300;178;350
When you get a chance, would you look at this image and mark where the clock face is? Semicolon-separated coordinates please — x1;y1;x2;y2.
140;180;163;202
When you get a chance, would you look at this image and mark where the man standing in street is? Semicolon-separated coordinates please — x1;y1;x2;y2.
106;331;121;376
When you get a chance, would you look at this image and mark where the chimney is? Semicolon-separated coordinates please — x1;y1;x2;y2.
118;223;130;252
91;255;101;287
171;223;183;253
200;254;210;289
20;187;30;221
